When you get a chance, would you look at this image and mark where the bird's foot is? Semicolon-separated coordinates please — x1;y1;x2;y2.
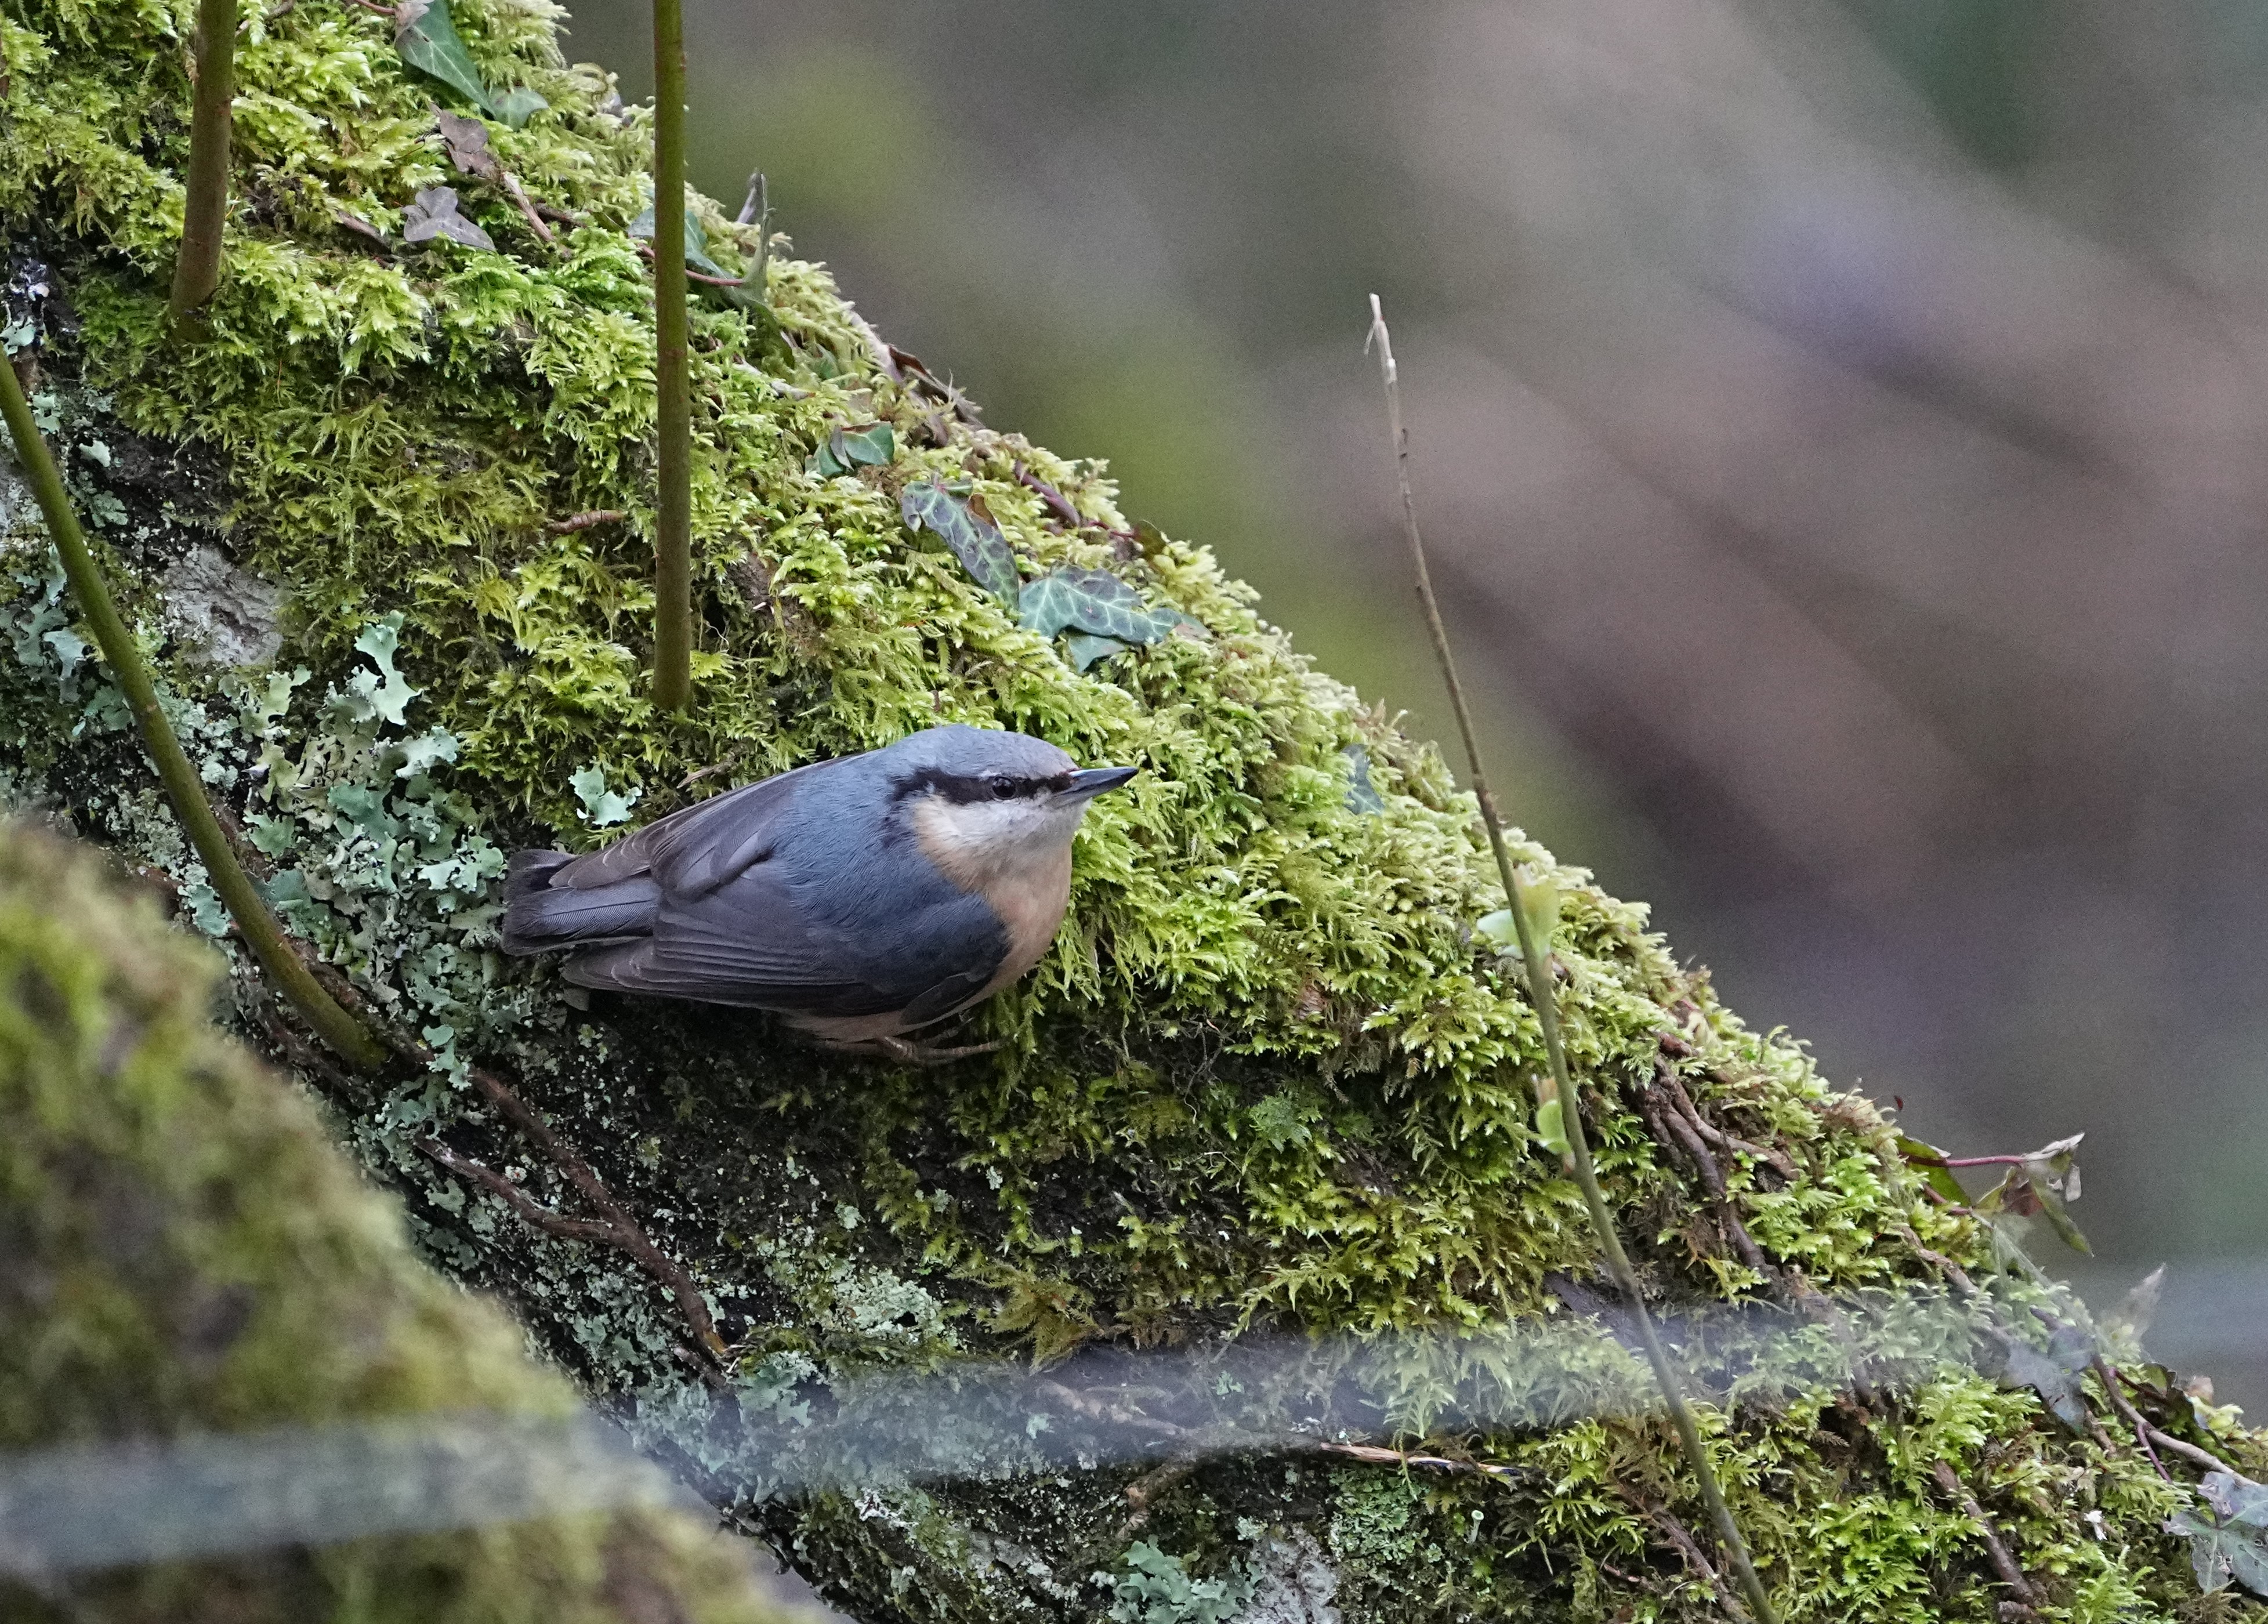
869;1033;1005;1067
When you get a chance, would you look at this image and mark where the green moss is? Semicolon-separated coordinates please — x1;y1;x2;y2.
1;1;2265;1618
0;821;798;1623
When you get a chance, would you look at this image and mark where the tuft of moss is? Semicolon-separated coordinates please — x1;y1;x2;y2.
0;820;802;1623
2;1;2265;1618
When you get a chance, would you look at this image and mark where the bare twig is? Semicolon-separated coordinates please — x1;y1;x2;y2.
498;171;553;247
648;0;692;713
1661;1070;1797;1180
2092;1358;2169;1481
1015;462;1085;527
169;0;238;322
1930;1459;2038;1611
0;357;386;1070
1646;1501;1749;1619
547;508;628;534
2142;1422;2245;1479
1313;1441;1520;1481
1364;292;1780;1624
414;1062;729;1373
1894;1225;1980;1299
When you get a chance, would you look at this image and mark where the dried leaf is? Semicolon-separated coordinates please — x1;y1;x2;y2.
2168;1471;2268;1596
394;0;546;128
899;481;1020;606
400;186;494;251
434;108;499;181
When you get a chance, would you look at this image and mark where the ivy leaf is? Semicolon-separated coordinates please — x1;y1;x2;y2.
1894;1134;1972;1206
570;765;639;828
487;88;548;129
2168;1471;2268;1596
394;0;546;128
1999;1322;2096;1431
1476;874;1564;960
900;480;1020;606
1017;567;1186;654
834;423;894;467
628;201;736;280
401;187;494;252
1065;633;1131;672
434;108;500;182
1342;742;1384;813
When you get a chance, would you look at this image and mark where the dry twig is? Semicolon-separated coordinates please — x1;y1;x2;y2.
1931;1459;2038;1612
1365;292;1780;1624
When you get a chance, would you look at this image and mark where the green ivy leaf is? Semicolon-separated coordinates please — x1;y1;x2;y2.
393;0;548;128
899;481;1020;606
834;423;895;467
2168;1471;2268;1596
1016;567;1187;654
1065;632;1131;672
628;201;736;281
1999;1322;2095;1431
570;764;639;828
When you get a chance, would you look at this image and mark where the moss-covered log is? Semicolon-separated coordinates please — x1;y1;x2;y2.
0;822;803;1623
1;2;2264;1619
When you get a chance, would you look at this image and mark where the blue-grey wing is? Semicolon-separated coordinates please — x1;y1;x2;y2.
546;755;847;897
560;854;1008;1018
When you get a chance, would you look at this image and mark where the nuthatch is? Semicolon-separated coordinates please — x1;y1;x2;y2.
501;726;1136;1057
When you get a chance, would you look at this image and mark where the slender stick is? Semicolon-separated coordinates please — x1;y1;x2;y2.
0;356;386;1070
1364;295;1780;1624
648;0;693;713
168;0;238;322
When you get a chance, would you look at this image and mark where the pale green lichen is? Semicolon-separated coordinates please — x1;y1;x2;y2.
3;0;2266;1619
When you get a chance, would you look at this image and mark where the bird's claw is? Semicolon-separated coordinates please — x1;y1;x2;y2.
868;1034;1005;1067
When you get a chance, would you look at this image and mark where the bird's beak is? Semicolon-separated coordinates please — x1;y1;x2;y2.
1054;765;1138;804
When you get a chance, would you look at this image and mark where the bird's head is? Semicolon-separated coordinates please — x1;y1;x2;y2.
885;726;1136;884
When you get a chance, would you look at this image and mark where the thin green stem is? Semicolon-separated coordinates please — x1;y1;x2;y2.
0;354;386;1072
1364;295;1780;1624
168;0;237;322
649;0;693;713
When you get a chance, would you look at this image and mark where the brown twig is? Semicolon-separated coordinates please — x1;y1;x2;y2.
1931;1460;2038;1611
1894;1225;1981;1300
1661;1070;1797;1180
2140;1422;2244;1479
499;171;553;247
1015;462;1084;527
1647;1502;1749;1620
1314;1441;1520;1481
2091;1358;2169;1481
547;508;628;534
1364;292;1779;1624
1646;1074;1779;1282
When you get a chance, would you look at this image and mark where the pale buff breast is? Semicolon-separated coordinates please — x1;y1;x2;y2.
911;793;1078;1000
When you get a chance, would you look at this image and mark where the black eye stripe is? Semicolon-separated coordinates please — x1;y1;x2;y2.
894;767;1066;804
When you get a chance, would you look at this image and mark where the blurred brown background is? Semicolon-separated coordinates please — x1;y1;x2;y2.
566;0;2268;1404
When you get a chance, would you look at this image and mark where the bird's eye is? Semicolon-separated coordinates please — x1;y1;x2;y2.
987;775;1019;800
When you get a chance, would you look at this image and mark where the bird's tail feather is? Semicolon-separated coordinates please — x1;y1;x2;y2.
500;850;659;955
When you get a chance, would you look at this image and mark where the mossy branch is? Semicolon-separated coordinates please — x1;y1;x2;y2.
0;353;386;1072
1364;295;1781;1624
648;0;693;713
167;0;237;322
